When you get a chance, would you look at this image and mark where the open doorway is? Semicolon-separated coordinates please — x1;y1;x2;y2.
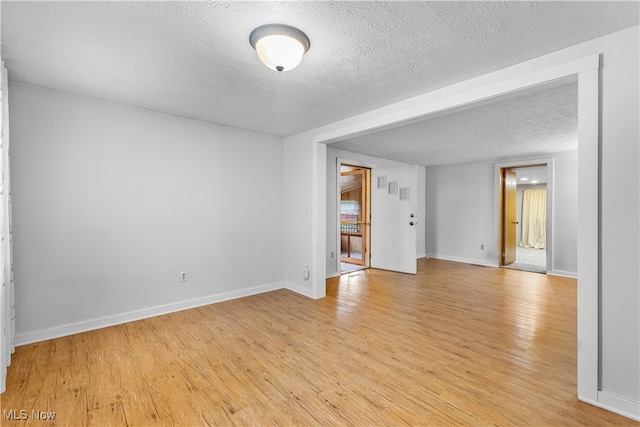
340;164;371;273
499;164;549;274
320;57;599;407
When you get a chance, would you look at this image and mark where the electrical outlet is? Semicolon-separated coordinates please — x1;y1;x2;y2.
330;251;335;259
180;271;187;282
480;244;485;250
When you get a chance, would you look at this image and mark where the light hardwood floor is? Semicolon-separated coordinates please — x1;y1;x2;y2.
1;258;635;426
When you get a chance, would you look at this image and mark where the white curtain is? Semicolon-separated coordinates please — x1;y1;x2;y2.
520;188;547;249
0;62;14;394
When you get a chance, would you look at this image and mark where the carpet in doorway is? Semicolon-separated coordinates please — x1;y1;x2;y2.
502;262;546;274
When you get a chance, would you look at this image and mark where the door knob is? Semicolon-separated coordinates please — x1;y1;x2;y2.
512;221;519;224
409;222;415;226
410;214;415;218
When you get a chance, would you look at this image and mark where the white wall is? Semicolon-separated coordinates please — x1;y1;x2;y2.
425;151;578;274
595;28;639;408
285;26;639;416
283;135;317;297
325;147;426;277
10;83;285;343
324;150;577;282
551;151;578;275
417;164;427;258
425;161;496;266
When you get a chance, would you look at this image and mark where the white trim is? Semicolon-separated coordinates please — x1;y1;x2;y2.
336;157;377;169
15;281;285;346
578;393;640;422
547;270;578;279
326;271;341;279
313;56;599;146
427;253;498;268
335;158;342;277
577;65;600;403
285;280;321;299
417;253;427;259
596;391;640;421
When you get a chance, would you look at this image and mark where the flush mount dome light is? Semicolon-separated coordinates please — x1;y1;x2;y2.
250;24;310;73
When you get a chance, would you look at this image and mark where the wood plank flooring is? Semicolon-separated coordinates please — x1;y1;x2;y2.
1;258;635;426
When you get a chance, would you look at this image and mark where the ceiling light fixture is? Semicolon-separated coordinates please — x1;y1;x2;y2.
531;180;539;184
250;24;310;73
520;177;529;181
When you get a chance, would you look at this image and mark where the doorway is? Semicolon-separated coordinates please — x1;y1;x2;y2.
499;164;549;274
319;56;599;405
339;164;370;273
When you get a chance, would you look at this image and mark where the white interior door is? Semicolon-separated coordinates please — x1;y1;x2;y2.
371;165;418;274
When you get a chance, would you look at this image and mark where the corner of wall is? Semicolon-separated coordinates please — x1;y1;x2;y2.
284;280;320;299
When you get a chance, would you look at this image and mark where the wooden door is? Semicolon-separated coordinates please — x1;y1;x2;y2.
502;169;517;265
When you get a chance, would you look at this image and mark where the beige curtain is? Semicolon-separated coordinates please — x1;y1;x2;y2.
520;189;546;249
1;62;14;393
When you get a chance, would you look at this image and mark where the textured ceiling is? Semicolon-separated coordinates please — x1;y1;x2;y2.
1;1;638;141
330;80;579;166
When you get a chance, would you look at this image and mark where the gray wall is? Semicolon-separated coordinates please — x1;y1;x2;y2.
594;26;639;404
10;83;285;342
550;151;578;275
425;161;496;266
425;151;578;275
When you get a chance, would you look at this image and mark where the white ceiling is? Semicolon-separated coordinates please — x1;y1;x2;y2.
2;1;638;143
330;79;579;166
513;166;548;185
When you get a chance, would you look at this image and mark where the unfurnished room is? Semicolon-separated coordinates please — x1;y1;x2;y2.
0;2;639;425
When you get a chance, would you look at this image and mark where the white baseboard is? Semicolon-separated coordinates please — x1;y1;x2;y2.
417;252;427;259
427;253;498;268
284;280;318;299
547;269;578;279
326;271;341;279
581;391;640;421
15;281;285;346
595;390;640;421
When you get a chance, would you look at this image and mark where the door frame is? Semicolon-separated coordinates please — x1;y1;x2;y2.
339;165;370;267
336;158;374;273
497;160;553;270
